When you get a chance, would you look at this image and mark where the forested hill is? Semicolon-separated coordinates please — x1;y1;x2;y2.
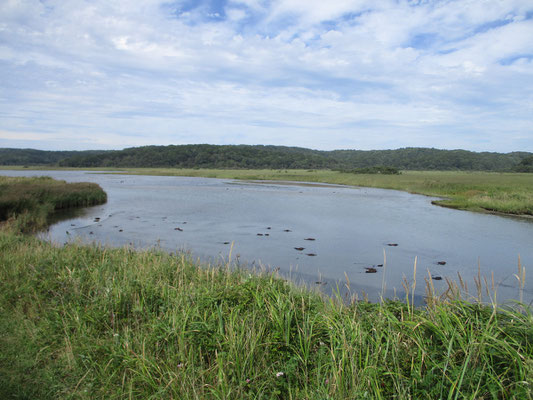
59;145;334;169
1;145;531;171
0;148;108;166
56;145;531;171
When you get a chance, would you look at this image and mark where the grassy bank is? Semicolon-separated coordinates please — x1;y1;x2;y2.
1;231;532;399
90;168;533;216
0;175;107;232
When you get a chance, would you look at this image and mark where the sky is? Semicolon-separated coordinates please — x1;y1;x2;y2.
1;0;532;152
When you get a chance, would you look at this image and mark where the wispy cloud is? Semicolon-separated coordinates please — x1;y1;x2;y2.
0;0;532;151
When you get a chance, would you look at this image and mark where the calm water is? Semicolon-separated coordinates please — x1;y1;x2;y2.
2;170;532;304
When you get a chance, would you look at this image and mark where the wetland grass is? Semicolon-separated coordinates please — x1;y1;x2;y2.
0;175;107;232
0;231;532;399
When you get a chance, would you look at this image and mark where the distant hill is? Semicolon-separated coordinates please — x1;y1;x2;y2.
58;145;334;169
0;148;109;166
0;145;531;171
329;148;529;171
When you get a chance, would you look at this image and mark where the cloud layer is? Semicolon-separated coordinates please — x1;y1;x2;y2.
1;0;532;151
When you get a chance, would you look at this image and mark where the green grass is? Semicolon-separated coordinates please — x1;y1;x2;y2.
0;175;107;232
0;231;532;399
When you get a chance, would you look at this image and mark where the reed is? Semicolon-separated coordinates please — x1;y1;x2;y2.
0;175;107;232
0;230;531;399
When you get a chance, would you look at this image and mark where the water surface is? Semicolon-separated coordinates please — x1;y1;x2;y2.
2;170;532;304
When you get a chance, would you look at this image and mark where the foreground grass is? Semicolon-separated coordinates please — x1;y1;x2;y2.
1;232;532;399
0;175;107;232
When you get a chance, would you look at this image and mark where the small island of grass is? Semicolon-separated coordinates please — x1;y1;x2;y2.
0;175;107;232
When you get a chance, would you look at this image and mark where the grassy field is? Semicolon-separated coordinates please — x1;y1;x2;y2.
0;172;532;399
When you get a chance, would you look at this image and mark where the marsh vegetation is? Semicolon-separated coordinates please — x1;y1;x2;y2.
1;229;532;399
0;175;107;232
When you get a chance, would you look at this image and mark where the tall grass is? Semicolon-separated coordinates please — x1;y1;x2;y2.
0;231;531;399
0;175;107;232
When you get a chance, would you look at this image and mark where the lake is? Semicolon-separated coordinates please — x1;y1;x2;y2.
2;169;532;304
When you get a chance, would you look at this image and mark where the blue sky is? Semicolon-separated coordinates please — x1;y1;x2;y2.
1;0;532;152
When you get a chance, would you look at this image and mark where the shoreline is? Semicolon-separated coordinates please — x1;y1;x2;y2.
1;166;532;219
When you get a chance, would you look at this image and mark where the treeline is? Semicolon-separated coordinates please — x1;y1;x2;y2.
55;145;533;171
59;145;333;169
0;148;108;166
514;155;533;172
336;166;401;175
1;145;532;171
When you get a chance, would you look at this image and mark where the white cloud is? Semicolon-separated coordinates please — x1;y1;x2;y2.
0;0;532;152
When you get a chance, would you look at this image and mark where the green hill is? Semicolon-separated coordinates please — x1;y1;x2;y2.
0;148;108;166
1;145;531;171
56;145;531;171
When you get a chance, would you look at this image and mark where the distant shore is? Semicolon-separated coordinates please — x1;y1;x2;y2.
2;166;532;217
